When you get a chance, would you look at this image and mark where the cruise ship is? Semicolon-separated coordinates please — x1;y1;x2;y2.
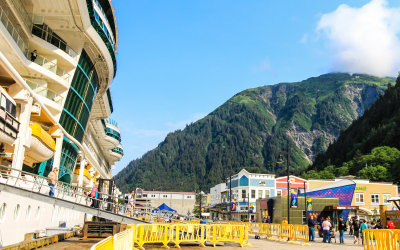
0;0;124;246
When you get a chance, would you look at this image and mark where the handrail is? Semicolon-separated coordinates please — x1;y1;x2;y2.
32;24;77;59
0;5;29;58
32;54;71;82
25;79;64;106
7;0;32;34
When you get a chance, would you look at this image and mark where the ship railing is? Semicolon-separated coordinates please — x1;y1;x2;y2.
32;54;71;82
32;24;77;59
0;165;203;222
0;165;138;217
0;4;29;58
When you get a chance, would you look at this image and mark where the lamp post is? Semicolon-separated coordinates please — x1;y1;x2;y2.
248;193;250;222
277;140;290;224
199;191;204;218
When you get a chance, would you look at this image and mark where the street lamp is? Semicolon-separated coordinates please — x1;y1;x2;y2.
277;140;290;224
199;191;205;218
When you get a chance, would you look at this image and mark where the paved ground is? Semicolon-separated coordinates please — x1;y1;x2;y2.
40;237;103;250
41;233;364;249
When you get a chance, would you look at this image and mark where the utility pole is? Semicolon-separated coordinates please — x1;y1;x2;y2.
287;140;290;225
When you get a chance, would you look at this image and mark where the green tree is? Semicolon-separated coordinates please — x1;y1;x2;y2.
358;165;389;182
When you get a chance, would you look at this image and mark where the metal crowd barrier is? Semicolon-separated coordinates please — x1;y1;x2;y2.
136;224;171;249
363;229;400;250
91;223;249;249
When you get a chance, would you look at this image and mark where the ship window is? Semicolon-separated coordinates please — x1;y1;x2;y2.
35;206;40;221
0;203;6;222
14;204;20;221
26;205;31;221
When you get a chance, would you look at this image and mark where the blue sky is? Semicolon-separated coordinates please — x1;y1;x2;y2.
110;0;400;174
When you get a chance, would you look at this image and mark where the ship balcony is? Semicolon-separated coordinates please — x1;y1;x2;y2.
0;4;30;58
103;119;121;143
0;92;20;145
31;53;72;83
5;0;32;37
110;145;123;162
24;123;55;165
32;24;78;61
26;79;64;111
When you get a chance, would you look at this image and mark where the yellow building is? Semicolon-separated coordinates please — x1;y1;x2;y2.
308;176;398;220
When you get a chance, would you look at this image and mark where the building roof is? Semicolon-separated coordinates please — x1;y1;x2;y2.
306;179;356;193
142;190;197;195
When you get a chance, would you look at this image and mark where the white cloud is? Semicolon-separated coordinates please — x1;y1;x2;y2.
253;59;274;73
317;0;400;77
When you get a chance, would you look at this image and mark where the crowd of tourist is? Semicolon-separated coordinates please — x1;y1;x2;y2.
306;215;396;244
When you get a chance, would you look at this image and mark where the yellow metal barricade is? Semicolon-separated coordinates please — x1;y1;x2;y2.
171;224;206;248
363;229;395;250
248;223;260;236
392;230;400;250
258;223;269;238
280;224;293;242
206;224;248;247
136;224;171;249
267;223;281;240
113;227;135;250
90;236;113;250
292;225;310;245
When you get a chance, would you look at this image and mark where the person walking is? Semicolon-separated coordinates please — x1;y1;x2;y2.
322;217;332;243
90;183;98;208
353;216;361;244
47;167;58;197
386;217;395;229
338;217;347;244
360;219;368;244
308;215;316;242
127;190;135;217
30;50;37;62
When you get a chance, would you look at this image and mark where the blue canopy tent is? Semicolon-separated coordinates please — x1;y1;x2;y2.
152;203;177;213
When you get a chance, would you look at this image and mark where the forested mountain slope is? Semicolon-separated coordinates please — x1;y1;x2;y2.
310;75;400;182
115;73;393;192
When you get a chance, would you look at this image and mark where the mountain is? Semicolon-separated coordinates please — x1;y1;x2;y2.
310;75;400;182
115;73;393;193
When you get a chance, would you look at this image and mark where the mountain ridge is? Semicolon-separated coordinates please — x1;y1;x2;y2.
115;73;393;193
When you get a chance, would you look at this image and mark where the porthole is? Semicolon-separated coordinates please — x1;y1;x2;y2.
0;203;7;222
26;205;31;221
14;204;20;221
35;206;40;221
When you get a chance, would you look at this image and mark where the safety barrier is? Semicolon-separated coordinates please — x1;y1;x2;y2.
135;224;171;249
363;229;396;250
207;224;249;247
268;223;281;240
280;224;293;242
292;225;310;246
90;226;138;250
172;224;206;247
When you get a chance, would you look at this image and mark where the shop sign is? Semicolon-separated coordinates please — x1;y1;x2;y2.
355;187;367;190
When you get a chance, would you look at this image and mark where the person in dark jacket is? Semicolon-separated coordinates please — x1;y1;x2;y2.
338;217;347;244
308;215;316;241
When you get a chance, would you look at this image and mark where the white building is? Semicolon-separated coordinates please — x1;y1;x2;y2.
210;169;276;221
210;183;226;206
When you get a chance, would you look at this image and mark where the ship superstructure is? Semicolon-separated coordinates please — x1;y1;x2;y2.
0;0;123;245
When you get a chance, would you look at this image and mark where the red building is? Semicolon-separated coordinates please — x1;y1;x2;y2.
275;176;308;196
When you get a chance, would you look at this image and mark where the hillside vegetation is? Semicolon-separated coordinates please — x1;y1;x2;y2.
309;75;400;183
115;73;393;193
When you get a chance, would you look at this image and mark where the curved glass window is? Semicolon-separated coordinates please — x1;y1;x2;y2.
60;50;98;143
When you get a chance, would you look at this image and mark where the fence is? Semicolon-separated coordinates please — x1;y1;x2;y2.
90;223;248;249
363;229;400;250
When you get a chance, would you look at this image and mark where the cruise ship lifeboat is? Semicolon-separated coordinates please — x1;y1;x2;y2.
24;123;55;164
72;167;92;186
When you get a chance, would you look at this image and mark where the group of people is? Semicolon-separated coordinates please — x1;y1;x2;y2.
307;215;396;245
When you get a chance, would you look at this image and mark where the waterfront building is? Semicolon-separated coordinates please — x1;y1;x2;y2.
137;190;197;216
275;175;308;196
308;177;398;220
209;183;226;206
0;0;121;246
225;169;276;221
